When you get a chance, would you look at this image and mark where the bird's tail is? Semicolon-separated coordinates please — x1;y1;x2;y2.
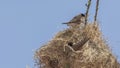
62;22;68;24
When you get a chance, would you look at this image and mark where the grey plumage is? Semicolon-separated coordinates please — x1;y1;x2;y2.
62;13;85;28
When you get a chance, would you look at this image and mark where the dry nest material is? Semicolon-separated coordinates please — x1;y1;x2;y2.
34;23;120;68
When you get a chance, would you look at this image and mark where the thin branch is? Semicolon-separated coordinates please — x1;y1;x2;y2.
85;0;92;25
94;0;100;23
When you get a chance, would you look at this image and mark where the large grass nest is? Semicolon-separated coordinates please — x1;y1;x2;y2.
34;23;120;68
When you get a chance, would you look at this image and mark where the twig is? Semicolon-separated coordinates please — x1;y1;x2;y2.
94;0;100;23
85;0;92;25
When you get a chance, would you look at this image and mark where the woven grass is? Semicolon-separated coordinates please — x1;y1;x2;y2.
34;22;120;68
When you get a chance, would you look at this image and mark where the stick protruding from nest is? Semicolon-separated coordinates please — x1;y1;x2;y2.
85;0;92;26
94;0;100;24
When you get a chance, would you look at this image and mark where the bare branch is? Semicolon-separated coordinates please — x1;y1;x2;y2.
94;0;100;23
85;0;92;25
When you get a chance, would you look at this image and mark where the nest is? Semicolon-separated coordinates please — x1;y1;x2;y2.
34;23;120;68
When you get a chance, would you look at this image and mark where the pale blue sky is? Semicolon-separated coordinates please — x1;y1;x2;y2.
0;0;120;68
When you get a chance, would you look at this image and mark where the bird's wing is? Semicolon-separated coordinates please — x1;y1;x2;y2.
70;18;81;23
70;15;81;22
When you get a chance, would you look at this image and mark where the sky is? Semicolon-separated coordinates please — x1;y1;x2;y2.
0;0;120;68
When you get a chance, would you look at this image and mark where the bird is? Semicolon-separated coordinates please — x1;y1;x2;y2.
62;13;85;28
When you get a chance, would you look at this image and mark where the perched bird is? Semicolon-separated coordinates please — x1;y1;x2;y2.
62;13;85;28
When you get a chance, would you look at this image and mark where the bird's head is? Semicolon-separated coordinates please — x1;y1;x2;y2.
80;13;85;17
